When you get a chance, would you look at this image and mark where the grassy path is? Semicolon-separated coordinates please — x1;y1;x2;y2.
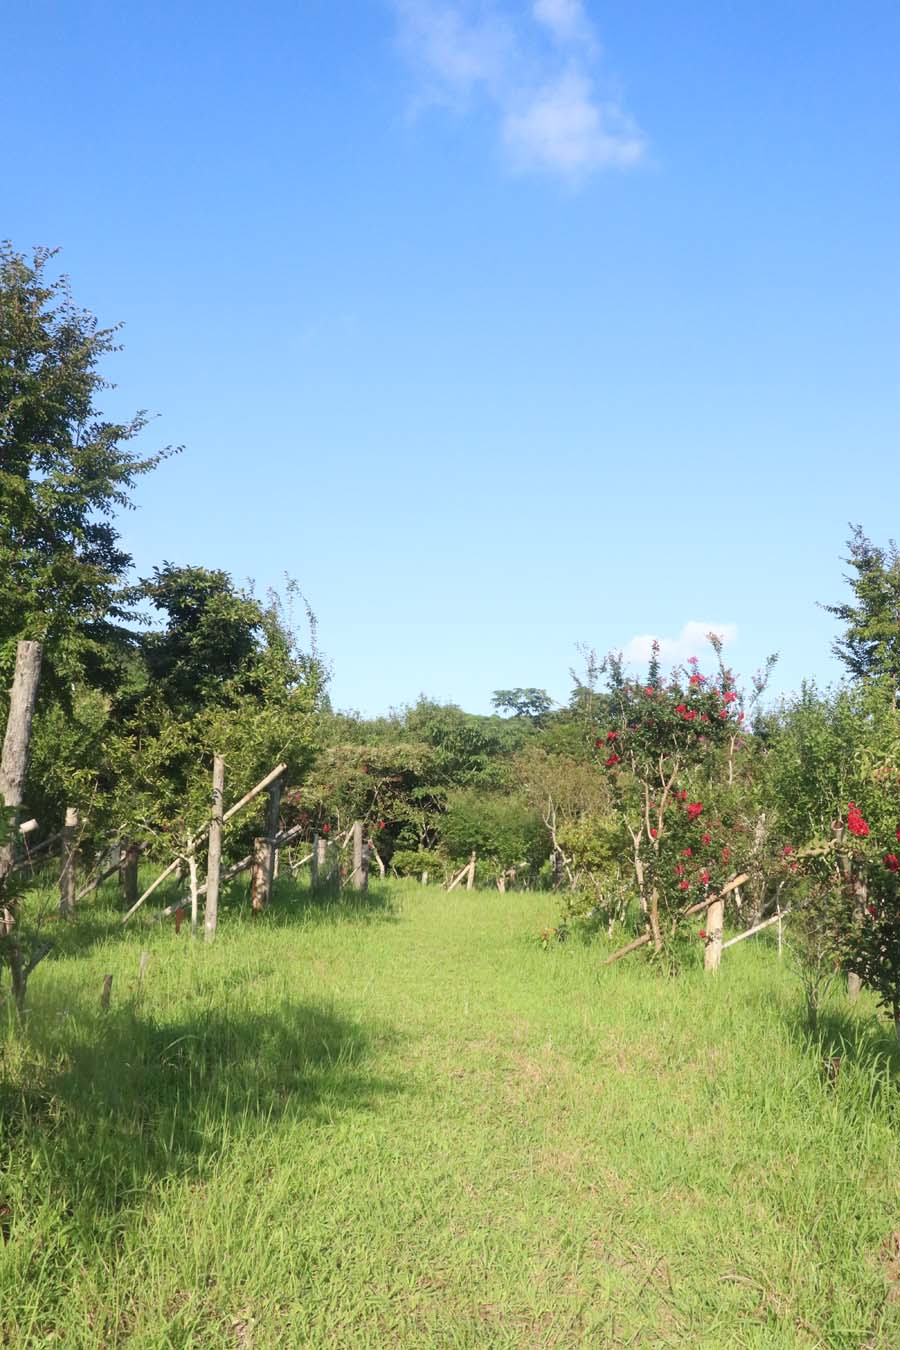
2;881;900;1345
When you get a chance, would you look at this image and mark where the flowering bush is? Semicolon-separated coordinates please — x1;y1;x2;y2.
592;640;765;956
835;804;900;1037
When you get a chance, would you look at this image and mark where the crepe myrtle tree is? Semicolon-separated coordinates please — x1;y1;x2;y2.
594;637;773;956
786;795;900;1040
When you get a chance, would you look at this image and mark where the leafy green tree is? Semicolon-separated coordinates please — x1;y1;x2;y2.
0;243;173;682
491;688;553;723
823;525;900;704
108;570;323;866
440;787;547;880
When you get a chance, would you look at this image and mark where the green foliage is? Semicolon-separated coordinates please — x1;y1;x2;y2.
0;243;173;680
106;570;323;860
823;524;900;701
491;687;553;722
390;848;444;879
440;787;547;873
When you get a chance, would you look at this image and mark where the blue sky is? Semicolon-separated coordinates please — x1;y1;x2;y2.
4;1;900;714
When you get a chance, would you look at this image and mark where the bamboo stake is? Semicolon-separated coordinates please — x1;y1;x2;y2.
721;907;792;950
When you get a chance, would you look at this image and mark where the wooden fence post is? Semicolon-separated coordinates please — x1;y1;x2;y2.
121;842;140;910
313;835;329;893
704;895;725;972
466;852;476;891
310;832;319;890
250;837;269;914
59;806;79;919
351;820;368;891
204;754;225;941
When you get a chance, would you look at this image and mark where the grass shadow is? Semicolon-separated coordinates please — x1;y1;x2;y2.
1;992;404;1239
783;993;900;1118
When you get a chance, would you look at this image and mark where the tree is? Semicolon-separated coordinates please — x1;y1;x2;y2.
491;688;553;723
823;525;900;704
0;243;173;684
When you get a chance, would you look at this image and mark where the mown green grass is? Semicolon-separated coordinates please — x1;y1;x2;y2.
2;877;899;1347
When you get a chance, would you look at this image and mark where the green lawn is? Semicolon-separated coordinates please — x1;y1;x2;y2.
2;879;899;1346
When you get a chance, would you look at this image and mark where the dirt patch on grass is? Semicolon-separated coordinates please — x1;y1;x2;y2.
880;1230;900;1305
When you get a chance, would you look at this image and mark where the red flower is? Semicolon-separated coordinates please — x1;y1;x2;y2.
675;863;685;877
737;711;745;723
884;853;900;872
681;847;692;857
698;929;707;939
606;730;618;742
679;880;690;891
644;686;654;696
677;790;687;802
867;904;878;917
701;832;712;845
782;844;794;856
847;803;870;838
723;691;737;704
683;709;697;722
675;703;687;715
700;869;710;885
594;738;603;748
687;802;703;820
379;820;386;830
649;827;658;838
322;824;330;833
689;673;705;687
721;847;730;863
896;825;900;841
719;710;728;720
700;713;710;723
605;753;621;768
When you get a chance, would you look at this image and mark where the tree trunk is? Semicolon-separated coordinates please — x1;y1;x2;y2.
704;896;725;972
59;806;79;919
0;642;43;1014
466;852;476;891
204;754;225;941
848;971;862;1002
0;641;43;886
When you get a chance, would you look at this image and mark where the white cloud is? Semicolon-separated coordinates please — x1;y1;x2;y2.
389;1;645;180
622;622;739;671
503;69;644;175
532;0;592;46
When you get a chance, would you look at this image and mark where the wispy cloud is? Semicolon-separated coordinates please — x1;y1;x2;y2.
622;622;739;671
389;1;646;180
